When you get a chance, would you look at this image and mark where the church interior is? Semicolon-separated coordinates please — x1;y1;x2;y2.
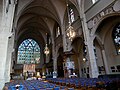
0;0;120;90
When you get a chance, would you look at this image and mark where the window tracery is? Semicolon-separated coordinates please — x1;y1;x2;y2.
56;27;61;37
69;8;75;23
112;24;120;54
17;39;40;64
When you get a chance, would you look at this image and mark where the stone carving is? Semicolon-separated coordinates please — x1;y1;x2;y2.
87;2;116;30
113;0;120;12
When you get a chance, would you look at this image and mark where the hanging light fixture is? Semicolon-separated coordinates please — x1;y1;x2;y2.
44;44;50;55
66;1;76;41
44;33;50;56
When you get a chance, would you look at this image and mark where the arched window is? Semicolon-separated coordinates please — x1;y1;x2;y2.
112;24;120;54
69;7;75;23
17;39;40;64
56;26;61;37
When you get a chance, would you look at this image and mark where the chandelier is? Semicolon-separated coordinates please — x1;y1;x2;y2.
44;33;50;56
66;2;76;41
44;44;50;56
66;25;76;41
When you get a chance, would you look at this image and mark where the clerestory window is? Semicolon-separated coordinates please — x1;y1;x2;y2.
56;27;61;37
69;8;75;23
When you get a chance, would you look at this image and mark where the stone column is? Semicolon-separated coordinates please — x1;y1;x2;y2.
101;45;110;74
0;33;10;89
61;25;68;52
51;31;57;78
0;0;16;89
77;1;99;77
4;34;14;82
79;19;99;78
87;41;99;78
53;56;57;78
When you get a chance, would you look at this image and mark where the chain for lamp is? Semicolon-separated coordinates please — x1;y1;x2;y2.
66;1;76;41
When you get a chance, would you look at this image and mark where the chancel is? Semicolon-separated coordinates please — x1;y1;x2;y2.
1;0;120;90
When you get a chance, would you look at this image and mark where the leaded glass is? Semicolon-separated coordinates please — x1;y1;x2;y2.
113;24;120;54
17;39;40;64
69;8;75;23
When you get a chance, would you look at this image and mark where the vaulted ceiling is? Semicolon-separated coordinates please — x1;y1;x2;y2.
14;0;80;49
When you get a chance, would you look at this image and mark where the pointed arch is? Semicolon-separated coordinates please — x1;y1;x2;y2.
17;38;41;64
112;23;120;54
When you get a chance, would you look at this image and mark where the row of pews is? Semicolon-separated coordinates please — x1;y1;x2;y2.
4;80;73;90
46;77;120;90
3;77;120;90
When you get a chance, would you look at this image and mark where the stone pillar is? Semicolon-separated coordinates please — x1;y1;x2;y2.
53;56;57;78
87;41;99;78
80;22;99;78
4;34;14;82
0;33;10;89
77;2;99;78
61;25;68;52
0;0;16;89
101;45;110;74
51;30;57;78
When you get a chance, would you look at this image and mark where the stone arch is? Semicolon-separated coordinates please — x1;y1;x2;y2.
71;37;84;77
94;15;120;74
92;13;120;36
94;35;103;49
93;36;106;75
71;37;83;53
53;22;61;39
62;0;82;52
17;38;41;64
14;0;34;28
15;0;65;30
63;0;80;30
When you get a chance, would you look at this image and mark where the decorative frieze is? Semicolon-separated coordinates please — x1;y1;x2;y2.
87;1;119;30
113;0;120;12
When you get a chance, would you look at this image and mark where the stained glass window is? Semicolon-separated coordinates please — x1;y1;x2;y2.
69;8;75;23
112;24;120;54
56;27;61;37
17;39;40;64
